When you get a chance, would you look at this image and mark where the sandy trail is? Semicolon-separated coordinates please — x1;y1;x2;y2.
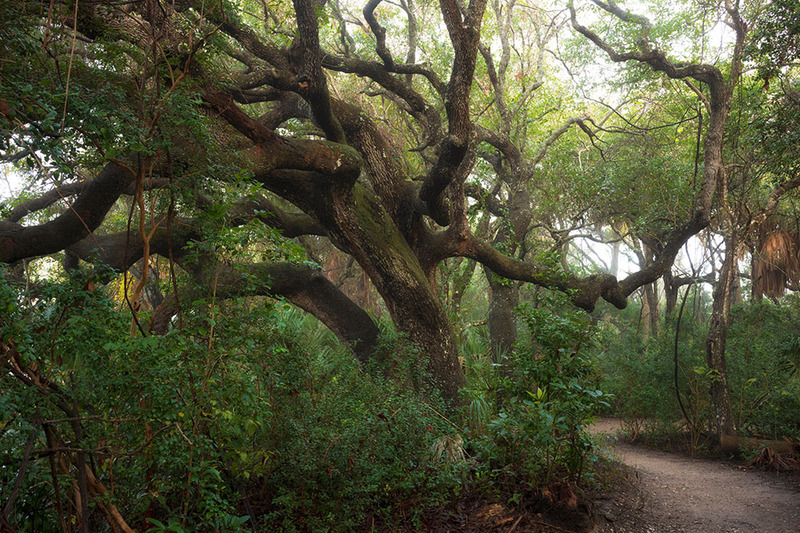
592;419;800;533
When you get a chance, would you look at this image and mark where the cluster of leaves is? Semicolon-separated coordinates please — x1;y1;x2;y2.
736;77;800;185
748;0;800;79
0;270;462;532
0;0;233;224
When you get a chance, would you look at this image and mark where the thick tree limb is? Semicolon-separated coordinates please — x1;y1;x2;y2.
363;0;394;69
202;90;361;180
65;194;327;275
419;0;489;226
460;210;707;311
210;7;290;71
66;227;379;363
5;178;170;223
464;234;627;310
213;261;381;363
256;92;311;130
0;161;135;264
232;196;328;238
618;217;707;296
322;54;443;147
475;125;522;168
293;0;347;142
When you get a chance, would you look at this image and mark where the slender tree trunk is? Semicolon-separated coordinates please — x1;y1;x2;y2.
609;239;621;278
645;280;660;337
485;270;519;361
640;290;650;340
705;230;738;438
732;273;743;305
483;186;530;361
664;271;679;318
604;239;621;324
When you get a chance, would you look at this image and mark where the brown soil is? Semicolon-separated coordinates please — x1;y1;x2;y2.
591;418;800;533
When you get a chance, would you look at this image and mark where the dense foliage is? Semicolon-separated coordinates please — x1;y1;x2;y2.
0;271;466;531
1;268;614;531
2;0;799;530
596;293;800;449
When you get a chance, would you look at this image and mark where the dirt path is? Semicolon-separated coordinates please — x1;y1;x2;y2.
592;419;800;533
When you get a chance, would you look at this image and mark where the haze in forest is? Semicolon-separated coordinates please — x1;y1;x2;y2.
1;0;798;531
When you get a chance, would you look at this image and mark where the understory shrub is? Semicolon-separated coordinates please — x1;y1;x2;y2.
726;299;800;440
595;295;800;445
595;313;711;444
463;292;610;492
0;271;462;532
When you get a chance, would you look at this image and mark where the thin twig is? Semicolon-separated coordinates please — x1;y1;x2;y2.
60;0;80;130
2;427;38;518
423;403;460;431
507;514;523;533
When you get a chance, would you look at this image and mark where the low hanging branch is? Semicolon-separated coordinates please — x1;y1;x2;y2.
0;161;136;264
463;234;627;311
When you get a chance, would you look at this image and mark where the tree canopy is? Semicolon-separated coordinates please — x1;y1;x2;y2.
3;0;800;530
3;0;775;400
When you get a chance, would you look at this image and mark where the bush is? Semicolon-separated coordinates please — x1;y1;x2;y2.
726;299;800;440
463;292;610;492
593;295;800;446
252;322;463;532
0;271;463;532
594;315;710;444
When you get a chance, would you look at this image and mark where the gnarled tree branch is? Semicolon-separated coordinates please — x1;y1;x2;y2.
1;161;135;264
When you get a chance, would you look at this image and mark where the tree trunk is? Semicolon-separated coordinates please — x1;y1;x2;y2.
482;186;530;360
334;186;467;401
485;270;519;361
644;280;660;337
389;294;465;399
705;229;738;438
640;289;651;340
732;272;743;305
664;270;678;318
603;239;622;325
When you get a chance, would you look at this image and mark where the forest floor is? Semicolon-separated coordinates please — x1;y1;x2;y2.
590;418;800;533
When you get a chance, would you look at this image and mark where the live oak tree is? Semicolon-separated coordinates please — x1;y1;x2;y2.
569;0;800;440
568;0;751;437
0;0;743;402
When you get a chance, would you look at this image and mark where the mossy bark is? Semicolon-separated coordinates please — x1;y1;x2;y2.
333;185;466;401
